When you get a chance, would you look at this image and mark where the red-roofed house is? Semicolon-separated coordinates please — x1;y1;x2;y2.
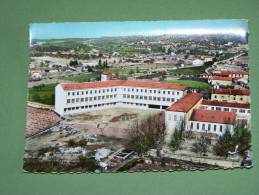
211;88;250;104
165;93;203;141
201;100;251;126
214;70;249;79
55;80;188;116
187;109;236;136
209;76;233;86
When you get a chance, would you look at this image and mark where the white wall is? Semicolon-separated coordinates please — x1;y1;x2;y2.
55;85;187;116
187;120;234;136
55;84;66;116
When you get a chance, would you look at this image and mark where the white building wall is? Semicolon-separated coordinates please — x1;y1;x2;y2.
55;84;66;116
55;84;187;116
165;111;185;143
187;120;234;136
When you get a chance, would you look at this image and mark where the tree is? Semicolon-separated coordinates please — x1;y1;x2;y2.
213;125;251;157
128;113;166;155
170;121;185;150
78;156;98;171
98;59;102;67
191;136;211;156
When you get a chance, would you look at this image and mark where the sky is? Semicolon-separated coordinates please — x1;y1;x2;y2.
30;19;248;40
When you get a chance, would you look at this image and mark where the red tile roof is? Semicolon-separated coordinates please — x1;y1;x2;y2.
211;76;232;81
166;93;203;112
202;99;250;109
61;80;188;91
212;88;250;96
190;109;236;124
215;71;248;77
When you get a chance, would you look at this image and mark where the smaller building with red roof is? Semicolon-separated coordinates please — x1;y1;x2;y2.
187;109;236;136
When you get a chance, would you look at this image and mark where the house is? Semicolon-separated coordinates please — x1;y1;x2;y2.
165;93;203;141
211;88;250;104
187;109;236;136
209;76;233;86
201;99;251;127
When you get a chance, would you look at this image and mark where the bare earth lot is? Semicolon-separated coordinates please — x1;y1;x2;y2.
67;107;161;139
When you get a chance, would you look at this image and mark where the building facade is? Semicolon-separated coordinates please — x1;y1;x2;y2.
55;80;188;116
211;88;251;104
187;109;236;136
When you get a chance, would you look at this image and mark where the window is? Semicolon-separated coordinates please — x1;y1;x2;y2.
214;125;217;131
154;90;156;94
174;115;177;121
211;107;215;110
67;99;70;103
202;124;205;130
239;109;246;113
197;123;200;130
81;98;84;102
76;98;79;102
68;92;70;96
72;99;75;103
177;92;179;95
163;91;165;94
77;92;79;95
72;92;75;96
224;108;229;112
167;91;170;95
190;122;193;129
220;125;223;132
208;124;211;131
153;97;157;101
86;91;88;94
149;96;152;100
216;107;221;111
81;91;84;95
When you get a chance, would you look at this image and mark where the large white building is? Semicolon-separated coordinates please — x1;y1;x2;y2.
55;80;188;116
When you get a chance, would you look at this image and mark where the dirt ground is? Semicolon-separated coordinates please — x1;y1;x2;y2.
66;107;161;139
25;107;161;152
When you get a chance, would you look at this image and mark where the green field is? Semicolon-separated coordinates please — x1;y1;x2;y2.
107;67;148;76
28;83;56;105
169;61;214;75
164;79;211;90
59;73;100;82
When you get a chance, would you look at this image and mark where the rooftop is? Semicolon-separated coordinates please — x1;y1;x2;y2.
211;76;232;81
166;93;203;112
215;70;248;76
190;109;236;124
202;99;250;109
212;88;250;96
61;80;188;91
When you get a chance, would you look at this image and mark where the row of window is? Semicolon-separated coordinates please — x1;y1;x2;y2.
64;102;150;112
67;94;117;104
123;88;181;95
123;94;177;102
203;106;250;114
213;95;245;102
64;102;117;112
168;114;183;121
67;87;181;96
190;122;228;133
67;88;118;96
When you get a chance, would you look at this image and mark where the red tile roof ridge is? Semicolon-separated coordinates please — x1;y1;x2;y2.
166;93;203;112
190;109;236;124
61;80;188;91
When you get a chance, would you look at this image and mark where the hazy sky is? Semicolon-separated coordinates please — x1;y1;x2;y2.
30;19;248;40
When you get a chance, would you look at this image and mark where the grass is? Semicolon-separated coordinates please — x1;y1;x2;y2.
28;83;56;105
169;61;214;76
164;80;211;90
59;73;100;82
107;67;148;76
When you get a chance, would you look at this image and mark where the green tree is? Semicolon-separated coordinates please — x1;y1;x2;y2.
170;121;185;150
191;136;211;155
